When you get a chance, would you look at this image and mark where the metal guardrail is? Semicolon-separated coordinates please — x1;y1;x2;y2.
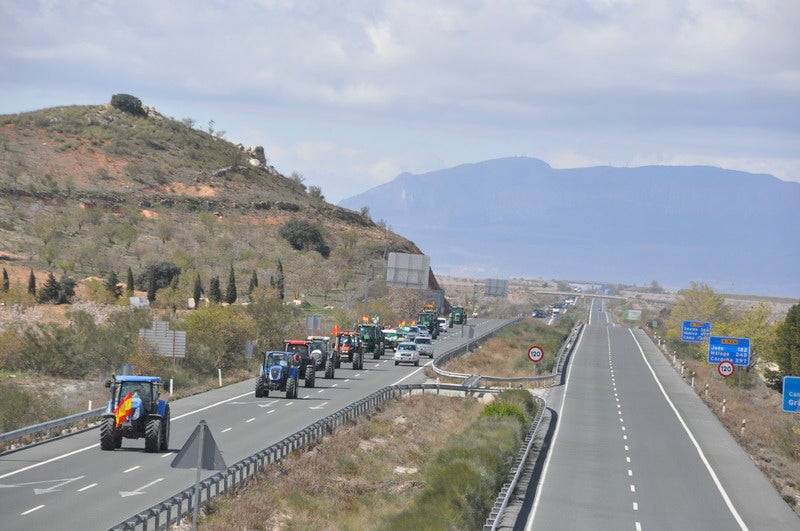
484;395;547;531
109;382;497;531
0;407;105;451
480;321;585;530
432;317;524;381
434;321;584;387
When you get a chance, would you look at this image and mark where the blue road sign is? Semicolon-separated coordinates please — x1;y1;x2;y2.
783;376;800;413
682;320;711;342
708;336;751;366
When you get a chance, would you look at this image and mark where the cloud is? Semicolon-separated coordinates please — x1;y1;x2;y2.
1;0;797;198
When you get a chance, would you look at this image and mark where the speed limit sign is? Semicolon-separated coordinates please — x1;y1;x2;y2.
718;360;735;378
527;345;544;363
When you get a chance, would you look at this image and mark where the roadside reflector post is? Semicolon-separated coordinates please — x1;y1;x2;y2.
681;361;685;377
722;398;727;415
741;419;746;437
691;372;695;388
218;368;222;387
704;383;709;397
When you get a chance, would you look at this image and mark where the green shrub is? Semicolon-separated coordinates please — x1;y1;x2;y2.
0;382;67;432
110;94;146;116
480;401;526;425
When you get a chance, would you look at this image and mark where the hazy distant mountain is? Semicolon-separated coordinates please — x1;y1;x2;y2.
340;157;800;298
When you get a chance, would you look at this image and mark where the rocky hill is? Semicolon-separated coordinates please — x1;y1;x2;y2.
0;97;419;305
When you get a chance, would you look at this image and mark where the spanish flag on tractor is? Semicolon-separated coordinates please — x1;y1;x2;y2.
114;392;134;427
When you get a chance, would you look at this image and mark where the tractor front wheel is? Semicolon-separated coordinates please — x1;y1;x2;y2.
353;351;363;370
325;358;335;379
255;376;265;398
145;418;161;453
286;377;297;399
100;417;118;451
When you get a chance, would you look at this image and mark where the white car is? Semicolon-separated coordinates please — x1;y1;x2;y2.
437;317;448;332
414;336;434;358
416;325;431;337
394;341;420;366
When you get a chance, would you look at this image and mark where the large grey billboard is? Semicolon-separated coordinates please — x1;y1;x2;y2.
485;278;509;297
386;252;430;290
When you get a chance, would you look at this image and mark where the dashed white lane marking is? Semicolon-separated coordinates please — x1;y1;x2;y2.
285;402;294;406
221;428;233;433
77;483;97;492
161;451;175;458
628;469;633;476
626;457;631;463
21;505;45;515
266;409;275;414
123;466;139;473
635;522;642;531
344;379;350;382
318;389;324;393
633;502;639;511
246;418;255;423
630;484;636;492
332;383;338;387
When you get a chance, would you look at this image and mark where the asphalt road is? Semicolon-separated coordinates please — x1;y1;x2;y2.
0;318;509;531
523;299;799;530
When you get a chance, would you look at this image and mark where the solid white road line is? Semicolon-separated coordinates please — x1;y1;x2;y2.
628;330;748;531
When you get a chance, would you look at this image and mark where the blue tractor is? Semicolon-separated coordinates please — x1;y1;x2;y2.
255;351;300;399
100;375;170;452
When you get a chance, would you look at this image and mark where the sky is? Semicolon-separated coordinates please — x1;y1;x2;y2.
1;0;799;204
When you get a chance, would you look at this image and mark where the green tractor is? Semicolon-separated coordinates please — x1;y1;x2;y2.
450;306;467;327
417;310;440;339
100;375;170;453
357;323;385;359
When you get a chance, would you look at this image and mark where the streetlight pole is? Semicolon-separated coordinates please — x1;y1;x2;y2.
363;263;373;317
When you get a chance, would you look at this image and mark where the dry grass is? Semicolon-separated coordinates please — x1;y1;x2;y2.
436;317;570;387
643;329;800;513
199;394;486;530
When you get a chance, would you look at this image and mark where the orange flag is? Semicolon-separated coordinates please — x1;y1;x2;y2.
362;315;369;323
114;392;134;427
332;324;339;335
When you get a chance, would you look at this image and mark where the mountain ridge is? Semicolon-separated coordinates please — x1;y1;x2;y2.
339;157;800;297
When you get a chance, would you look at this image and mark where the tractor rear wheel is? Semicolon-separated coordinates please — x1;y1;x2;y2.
145;418;161;453
305;365;316;388
100;417;117;450
325;358;335;379
159;406;170;452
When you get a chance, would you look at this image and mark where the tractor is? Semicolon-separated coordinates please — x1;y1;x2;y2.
283;339;323;387
308;335;338;378
356;323;385;360
100;375;170;453
334;331;364;370
255;351;300;399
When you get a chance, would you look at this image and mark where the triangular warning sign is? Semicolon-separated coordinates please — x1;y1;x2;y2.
171;420;226;471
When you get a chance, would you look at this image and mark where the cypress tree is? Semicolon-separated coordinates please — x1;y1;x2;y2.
146;267;157;302
2;267;9;292
193;273;203;307
248;270;259;295
224;265;237;304
126;266;134;294
276;260;285;300
209;276;222;303
27;269;36;296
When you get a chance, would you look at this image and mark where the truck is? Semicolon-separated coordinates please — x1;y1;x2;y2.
450;306;467;326
100;375;170;452
417;310;440;339
356;323;385;359
255;351;300;398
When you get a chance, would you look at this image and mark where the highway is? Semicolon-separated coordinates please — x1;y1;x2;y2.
0;318;507;531
523;299;799;530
